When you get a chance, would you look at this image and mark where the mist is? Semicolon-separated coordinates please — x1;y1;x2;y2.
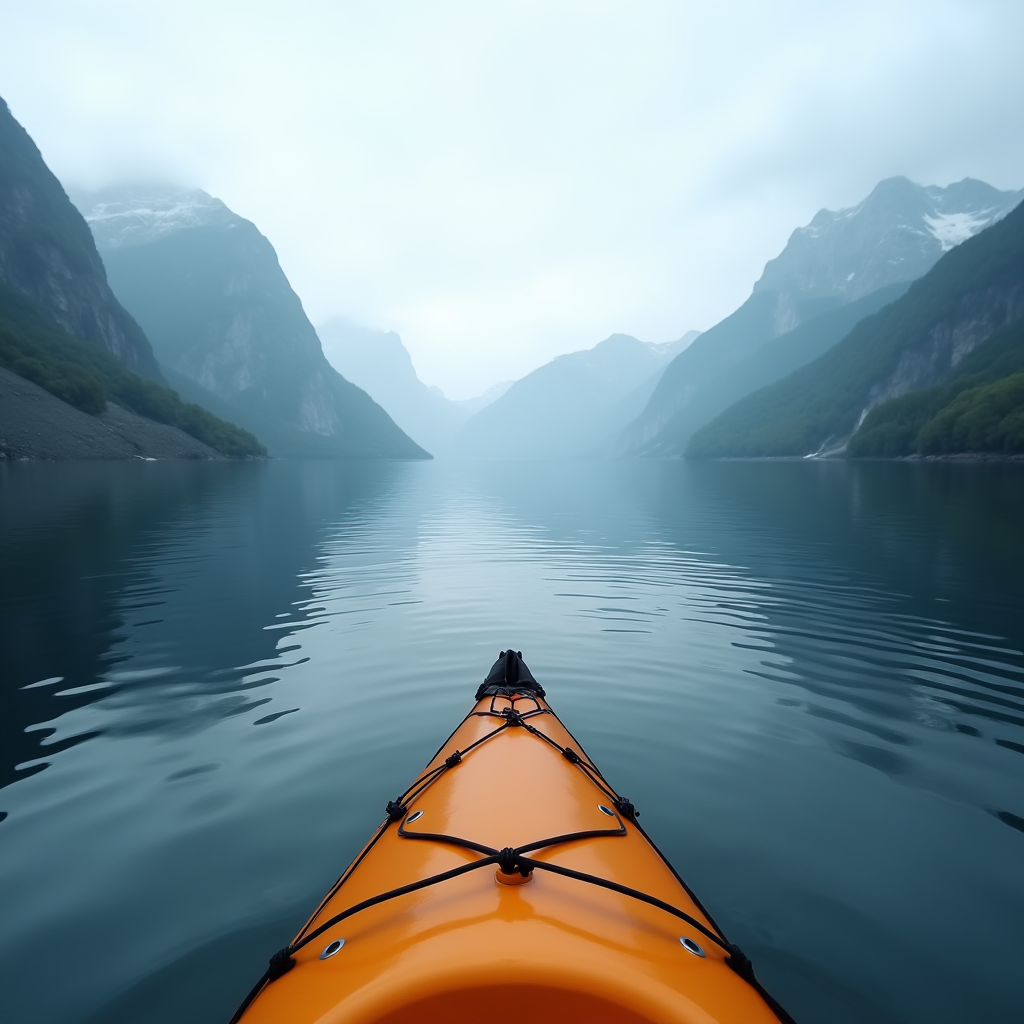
2;0;1022;397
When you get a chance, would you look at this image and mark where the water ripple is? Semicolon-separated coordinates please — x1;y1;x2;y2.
0;460;1021;1024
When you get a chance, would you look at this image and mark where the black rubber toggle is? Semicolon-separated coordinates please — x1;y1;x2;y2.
444;750;462;768
502;708;524;727
496;846;532;877
386;800;408;822
561;747;581;764
725;943;755;982
614;796;639;819
267;947;296;980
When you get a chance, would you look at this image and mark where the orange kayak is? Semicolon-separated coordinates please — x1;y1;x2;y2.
230;651;795;1024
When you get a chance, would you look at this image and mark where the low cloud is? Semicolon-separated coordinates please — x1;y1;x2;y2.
1;0;1021;396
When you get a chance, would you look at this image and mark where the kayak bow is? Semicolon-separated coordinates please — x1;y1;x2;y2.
231;650;794;1024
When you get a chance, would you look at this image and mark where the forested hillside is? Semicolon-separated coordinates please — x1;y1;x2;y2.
0;282;265;457
847;320;1024;456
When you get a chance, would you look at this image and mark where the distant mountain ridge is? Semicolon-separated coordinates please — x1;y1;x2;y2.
319;318;498;455
687;198;1024;459
450;330;699;459
616;176;1024;458
75;185;429;459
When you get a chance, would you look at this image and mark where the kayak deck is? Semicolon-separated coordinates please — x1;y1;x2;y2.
233;653;791;1024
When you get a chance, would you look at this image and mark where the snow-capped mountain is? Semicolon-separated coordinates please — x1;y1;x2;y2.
754;177;1023;334
614;176;1023;457
72;185;427;459
69;185;235;250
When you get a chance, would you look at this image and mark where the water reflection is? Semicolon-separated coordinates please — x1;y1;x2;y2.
0;459;1022;1024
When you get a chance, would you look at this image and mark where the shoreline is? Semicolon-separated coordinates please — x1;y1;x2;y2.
686;452;1024;463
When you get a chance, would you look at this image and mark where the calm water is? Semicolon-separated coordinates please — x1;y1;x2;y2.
1;459;1022;1024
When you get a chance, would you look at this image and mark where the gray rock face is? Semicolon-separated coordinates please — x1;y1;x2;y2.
74;185;428;459
754;177;1023;334
0;98;160;377
859;281;1024;427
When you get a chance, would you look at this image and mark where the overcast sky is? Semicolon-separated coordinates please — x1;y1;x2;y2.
1;1;1022;397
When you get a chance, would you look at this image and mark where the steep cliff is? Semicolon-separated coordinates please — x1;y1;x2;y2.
616;177;1023;457
686;198;1024;458
75;186;429;459
0;98;159;377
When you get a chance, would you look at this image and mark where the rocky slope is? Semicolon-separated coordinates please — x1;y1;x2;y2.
687;198;1024;458
0;98;159;377
0;366;223;460
74;186;428;459
450;331;699;459
616;177;1024;457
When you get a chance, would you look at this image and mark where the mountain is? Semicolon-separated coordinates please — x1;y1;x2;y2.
319;318;499;455
0;97;263;458
449;331;699;459
73;186;429;459
686;198;1024;459
621;283;913;458
753;176;1023;330
0;98;160;378
616;177;1024;457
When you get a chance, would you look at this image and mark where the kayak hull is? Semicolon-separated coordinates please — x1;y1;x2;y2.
235;656;788;1024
